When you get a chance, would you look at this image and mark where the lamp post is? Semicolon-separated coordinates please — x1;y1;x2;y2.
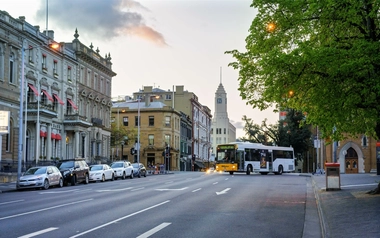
137;99;140;165
121;141;125;160
17;43;26;187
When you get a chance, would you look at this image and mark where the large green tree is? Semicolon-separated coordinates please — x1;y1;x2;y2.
226;0;380;141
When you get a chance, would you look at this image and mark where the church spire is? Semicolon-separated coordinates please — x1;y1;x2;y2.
220;66;222;84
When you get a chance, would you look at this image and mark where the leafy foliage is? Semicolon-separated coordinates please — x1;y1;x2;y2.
110;122;137;147
226;0;380;140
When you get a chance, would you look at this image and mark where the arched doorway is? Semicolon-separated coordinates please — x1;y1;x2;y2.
345;147;358;174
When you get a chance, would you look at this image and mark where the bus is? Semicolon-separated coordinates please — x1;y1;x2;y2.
215;142;295;175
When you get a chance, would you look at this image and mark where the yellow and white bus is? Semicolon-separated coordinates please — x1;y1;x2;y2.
215;142;295;175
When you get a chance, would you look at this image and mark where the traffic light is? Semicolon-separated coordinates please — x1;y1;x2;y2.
130;147;135;155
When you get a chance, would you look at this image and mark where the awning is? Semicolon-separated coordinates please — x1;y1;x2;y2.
194;161;205;168
28;84;39;96
41;89;54;102
67;98;78;110
51;133;62;140
40;131;47;137
53;94;64;105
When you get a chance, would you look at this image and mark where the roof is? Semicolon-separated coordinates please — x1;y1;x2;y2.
113;101;167;109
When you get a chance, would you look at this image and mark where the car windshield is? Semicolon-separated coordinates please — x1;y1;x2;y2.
132;164;139;168
57;161;74;169
25;167;46;175
90;165;103;171
111;163;123;168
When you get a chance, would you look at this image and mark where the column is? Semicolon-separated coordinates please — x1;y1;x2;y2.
75;131;80;158
47;124;52;161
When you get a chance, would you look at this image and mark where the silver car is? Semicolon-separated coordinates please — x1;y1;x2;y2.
19;166;63;190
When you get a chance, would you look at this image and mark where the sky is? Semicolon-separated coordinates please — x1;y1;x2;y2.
2;0;279;138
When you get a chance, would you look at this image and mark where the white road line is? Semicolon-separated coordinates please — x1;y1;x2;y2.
136;222;171;238
155;187;188;191
213;182;218;185
0;199;93;220
131;187;145;192
0;199;24;205
225;178;229;180
192;188;202;192
216;188;231;195
40;189;80;194
341;183;378;188
96;187;133;192
69;200;170;238
18;227;58;238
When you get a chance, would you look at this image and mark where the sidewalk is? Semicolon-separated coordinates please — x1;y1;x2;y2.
311;173;380;238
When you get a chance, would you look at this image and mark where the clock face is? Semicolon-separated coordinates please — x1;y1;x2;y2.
217;98;222;104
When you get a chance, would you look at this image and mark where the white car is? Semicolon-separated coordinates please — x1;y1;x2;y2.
89;164;114;182
18;166;63;190
110;161;134;179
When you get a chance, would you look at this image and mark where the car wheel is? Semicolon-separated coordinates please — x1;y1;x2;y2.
85;174;89;184
130;172;134;179
71;175;77;186
101;174;105;182
122;172;126;180
138;172;141;178
43;179;50;190
144;171;147;177
111;174;115;181
58;178;63;188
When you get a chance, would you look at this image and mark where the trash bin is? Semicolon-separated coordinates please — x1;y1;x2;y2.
325;163;340;191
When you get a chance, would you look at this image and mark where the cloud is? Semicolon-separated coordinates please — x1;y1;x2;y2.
35;0;166;45
230;120;244;129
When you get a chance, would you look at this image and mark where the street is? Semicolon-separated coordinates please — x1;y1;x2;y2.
0;172;312;238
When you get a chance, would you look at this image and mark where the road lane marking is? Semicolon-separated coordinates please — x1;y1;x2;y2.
69;200;170;238
18;227;58;238
341;183;378;188
155;187;188;191
0;199;24;205
216;188;231;195
192;188;202;192
213;182;218;185
39;189;80;194
131;187;145;192
0;199;93;220
136;222;171;238
96;187;133;192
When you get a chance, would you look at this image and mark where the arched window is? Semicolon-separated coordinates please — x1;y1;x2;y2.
362;135;368;147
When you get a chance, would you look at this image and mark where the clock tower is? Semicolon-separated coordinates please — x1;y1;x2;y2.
211;69;236;158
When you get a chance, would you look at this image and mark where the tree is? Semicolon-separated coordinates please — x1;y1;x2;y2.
240;116;276;145
110;122;137;153
226;0;380;193
226;0;380;141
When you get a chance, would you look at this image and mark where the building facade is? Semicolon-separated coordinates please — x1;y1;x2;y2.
133;86;212;171
112;98;181;170
0;11;115;171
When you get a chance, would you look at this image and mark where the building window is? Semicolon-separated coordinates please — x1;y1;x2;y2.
149;116;154;126
165;94;172;100
53;60;58;77
362;135;368;147
0;46;3;80
165;135;171;146
148;134;154;145
28;46;34;65
9;53;14;83
100;77;104;93
67;66;72;83
135;115;140;126
87;70;91;87
80;67;84;83
224;128;226;134
123;117;128;126
94;74;98;90
42;54;47;71
165;116;170;127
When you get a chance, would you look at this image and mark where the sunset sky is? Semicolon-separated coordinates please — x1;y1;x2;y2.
2;0;279;138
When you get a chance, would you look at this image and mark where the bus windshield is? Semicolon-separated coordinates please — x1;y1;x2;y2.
216;145;236;163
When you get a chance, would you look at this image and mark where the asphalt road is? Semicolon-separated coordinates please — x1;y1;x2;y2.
0;172;312;238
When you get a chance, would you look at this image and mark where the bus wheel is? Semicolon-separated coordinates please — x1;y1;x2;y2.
277;165;283;175
229;171;234;175
246;166;252;175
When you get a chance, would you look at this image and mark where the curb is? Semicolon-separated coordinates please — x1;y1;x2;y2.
311;177;328;238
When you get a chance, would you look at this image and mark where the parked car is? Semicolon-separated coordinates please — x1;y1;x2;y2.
89;164;114;182
56;159;90;186
18;166;63;190
110;161;134;179
132;163;147;178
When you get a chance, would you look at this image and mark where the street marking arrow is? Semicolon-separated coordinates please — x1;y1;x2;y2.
216;188;230;195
